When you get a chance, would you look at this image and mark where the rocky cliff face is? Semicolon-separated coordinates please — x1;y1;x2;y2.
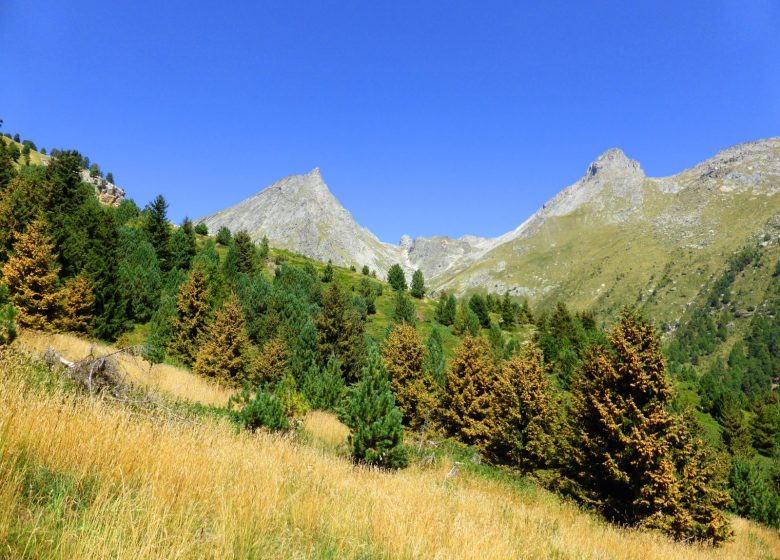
197;138;780;305
80;170;125;207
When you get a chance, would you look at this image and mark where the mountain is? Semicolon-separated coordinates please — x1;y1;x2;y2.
198;138;780;326
196;168;403;275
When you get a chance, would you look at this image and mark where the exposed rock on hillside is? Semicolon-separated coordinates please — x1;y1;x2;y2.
80;170;125;207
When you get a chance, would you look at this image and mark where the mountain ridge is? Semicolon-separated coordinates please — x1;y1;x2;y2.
196;137;780;311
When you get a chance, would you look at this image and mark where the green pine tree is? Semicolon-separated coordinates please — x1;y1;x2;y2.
410;269;425;299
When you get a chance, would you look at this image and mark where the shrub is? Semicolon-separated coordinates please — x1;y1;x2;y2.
194;223;208;235
228;385;289;433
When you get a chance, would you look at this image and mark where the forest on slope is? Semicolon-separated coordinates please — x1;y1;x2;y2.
0;130;779;554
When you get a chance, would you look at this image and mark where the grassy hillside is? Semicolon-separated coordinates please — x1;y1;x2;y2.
3;340;779;559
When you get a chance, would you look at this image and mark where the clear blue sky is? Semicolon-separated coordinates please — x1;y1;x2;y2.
1;1;778;242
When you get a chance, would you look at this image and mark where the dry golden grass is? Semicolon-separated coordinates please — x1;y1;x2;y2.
1;349;779;560
18;330;233;406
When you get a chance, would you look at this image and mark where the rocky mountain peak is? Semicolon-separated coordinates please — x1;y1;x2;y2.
586;148;643;179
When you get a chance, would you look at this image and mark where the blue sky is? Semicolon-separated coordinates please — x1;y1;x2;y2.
1;1;778;242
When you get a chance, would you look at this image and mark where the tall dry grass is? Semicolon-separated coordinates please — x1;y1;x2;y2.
1;348;779;559
18;331;233;406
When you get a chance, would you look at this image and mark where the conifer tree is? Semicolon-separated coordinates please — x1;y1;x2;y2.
301;354;345;410
570;311;731;544
322;259;334;282
469;293;491;328
169;217;197;270
55;275;94;333
117;228;163;323
253;336;290;385
751;394;780;456
721;403;753;457
410;269;425;299
193;294;249;385
143;195;172;270
392;289;416;325
216;226;232;246
387;263;407;291
231;230;257;275
361;265;370;275
423;328;446;385
358;277;377;315
343;346;407;469
454;299;480;336
1;220;60;330
383;324;438;430
487;342;563;467
499;291;515;329
441;335;497;452
316;282;367;383
0;175;47;261
168;265;211;366
259;235;270;260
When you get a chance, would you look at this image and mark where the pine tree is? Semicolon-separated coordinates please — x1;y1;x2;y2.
410;269;425;299
55;275;94;333
487;342;563;468
231;230;257;274
301;355;345;410
570;311;731;544
441;335;497;452
499;291;515;329
361;265;370;275
193;294;249;385
168;265;211;366
383;324;438;430
392;289;416;325
322;259;334;282
259;235;270;260
469;294;491;328
253;336;290;385
316;283;367;383
387;263;407;291
358;277;377;315
1;220;61;330
143;195;172;270
343;346;407;469
454;299;480;336
216;226;232;246
423;328;446;386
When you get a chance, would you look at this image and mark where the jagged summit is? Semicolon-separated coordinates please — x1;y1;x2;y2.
586;148;643;179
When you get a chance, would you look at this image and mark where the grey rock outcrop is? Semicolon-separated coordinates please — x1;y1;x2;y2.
79;170;125;207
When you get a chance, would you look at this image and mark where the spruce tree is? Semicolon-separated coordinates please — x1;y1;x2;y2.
231;230;257;275
143;195;172;270
721;403;753;457
383;324;438;431
358;277;377;315
570;311;730;544
1;220;61;330
168;265;211;366
441;335;497;452
499;291;515;329
55;275;94;333
169;217;197;270
361;265;370;275
0;175;47;261
193;294;249;385
253;336;290;385
469;293;491;328
454;299;480;336
751;394;780;456
410;269;425;299
316;282;367;383
117;228;163;323
343;346;407;469
387;263;407;291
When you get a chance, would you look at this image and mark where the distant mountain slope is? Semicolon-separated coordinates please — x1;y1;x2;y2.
197;138;780;327
437;138;780;327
